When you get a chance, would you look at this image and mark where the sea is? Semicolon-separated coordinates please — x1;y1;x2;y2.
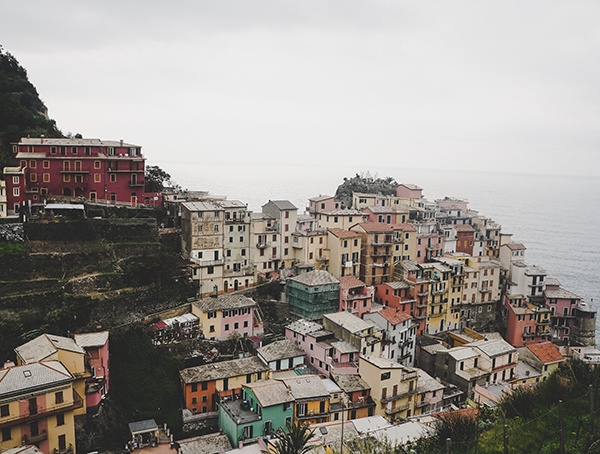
159;161;600;341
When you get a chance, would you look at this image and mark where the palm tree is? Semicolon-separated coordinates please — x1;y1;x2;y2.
272;420;315;454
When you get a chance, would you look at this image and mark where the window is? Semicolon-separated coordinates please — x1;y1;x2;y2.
0;404;8;417
202;395;208;402
209;325;215;333
1;427;10;441
110;173;116;182
94;173;101;183
207;266;214;275
58;434;66;451
30;173;37;182
234;322;239;330
43;160;50;169
224;324;230;331
381;372;391;380
56;413;65;426
12;188;19;197
201;382;208;390
51;146;57;154
191;397;197;404
71;146;78;154
297;403;307;416
55;391;64;404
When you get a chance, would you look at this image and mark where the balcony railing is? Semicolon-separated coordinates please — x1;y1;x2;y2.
385;402;410;415
0;390;83;429
381;388;417;404
22;429;48;444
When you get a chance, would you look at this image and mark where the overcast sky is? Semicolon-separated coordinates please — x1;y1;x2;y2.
2;1;599;177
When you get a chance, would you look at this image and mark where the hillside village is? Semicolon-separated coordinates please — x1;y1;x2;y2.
0;137;598;454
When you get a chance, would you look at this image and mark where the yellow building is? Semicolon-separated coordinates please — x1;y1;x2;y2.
420;262;454;334
292;230;329;270
0;361;80;453
358;355;417;421
15;334;89;417
277;376;330;425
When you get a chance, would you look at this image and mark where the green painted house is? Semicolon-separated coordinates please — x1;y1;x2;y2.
218;380;294;446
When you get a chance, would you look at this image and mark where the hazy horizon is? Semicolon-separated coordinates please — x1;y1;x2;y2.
3;1;600;177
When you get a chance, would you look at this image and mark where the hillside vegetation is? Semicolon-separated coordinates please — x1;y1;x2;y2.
0;45;62;169
335;172;398;209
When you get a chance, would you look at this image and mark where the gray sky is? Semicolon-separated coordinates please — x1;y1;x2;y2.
2;0;599;177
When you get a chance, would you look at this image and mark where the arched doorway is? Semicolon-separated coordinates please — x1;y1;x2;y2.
74;187;84;197
224;281;229;293
63;188;71;196
234;280;239;291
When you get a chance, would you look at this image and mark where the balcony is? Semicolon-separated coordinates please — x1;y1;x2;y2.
417;291;429;297
256;241;269;249
431;288;446;296
22;429;48;444
129;181;145;187
316;256;328;262
193;259;224;267
385;402;410;415
381;388;417;404
0;390;83;429
60;169;90;174
347;396;375;409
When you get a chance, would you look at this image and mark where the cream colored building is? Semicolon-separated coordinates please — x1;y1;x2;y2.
261;200;298;269
315;209;364;231
358;355;418;421
327;228;361;279
0;179;7;217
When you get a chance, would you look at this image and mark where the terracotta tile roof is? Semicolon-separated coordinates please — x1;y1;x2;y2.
328;228;360;239
527;342;564;364
340;275;366;291
391;223;417;232
506;243;526;250
379;307;412;325
453;224;475;232
354;222;393;233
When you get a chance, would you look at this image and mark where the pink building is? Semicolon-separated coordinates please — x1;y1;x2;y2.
74;331;110;414
414;222;444;263
285;320;359;377
396;184;423;199
543;278;581;343
503;295;551;348
307;195;343;215
339;276;373;317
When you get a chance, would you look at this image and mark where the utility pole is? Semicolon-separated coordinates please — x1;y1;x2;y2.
559;399;565;454
504;424;509;454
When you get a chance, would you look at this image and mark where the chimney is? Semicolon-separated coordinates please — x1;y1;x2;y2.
40;134;44;144
120;139;124;146
3;360;15;369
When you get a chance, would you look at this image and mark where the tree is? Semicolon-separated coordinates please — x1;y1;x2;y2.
272;420;315;454
145;165;171;192
334;172;398;209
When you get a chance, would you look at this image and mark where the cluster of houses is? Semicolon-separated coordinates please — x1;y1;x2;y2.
1;136;598;453
0;332;109;453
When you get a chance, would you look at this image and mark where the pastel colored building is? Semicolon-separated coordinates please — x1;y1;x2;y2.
503;295;552;348
364;308;417;366
286;270;339;320
330;373;375;420
543;278;581;343
284;320;359;377
358;355;418;421
7;137;152;207
73;332;110;415
414;221;444;263
518;342;564;381
307;195;343;215
453;224;475;256
15;334;88;417
0;361;80;453
396;184;423;199
218;380;294;447
291;229;329;270
3;167;25;216
256;339;305;372
315;209;365;231
261;200;298;269
414;369;445;415
322;311;383;358
338;275;373;317
179;356;270;415
191;294;264;341
327;228;362;279
278;376;330;425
